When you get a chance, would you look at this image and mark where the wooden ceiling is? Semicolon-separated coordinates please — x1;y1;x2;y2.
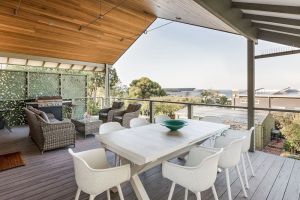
1;0;299;65
0;0;156;64
0;0;242;65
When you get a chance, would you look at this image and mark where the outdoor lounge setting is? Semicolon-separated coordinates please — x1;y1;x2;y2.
1;0;300;200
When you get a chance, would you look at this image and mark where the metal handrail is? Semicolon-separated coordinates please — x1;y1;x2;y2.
99;97;300;123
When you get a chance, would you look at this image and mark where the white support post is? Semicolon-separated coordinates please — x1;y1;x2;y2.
104;64;110;107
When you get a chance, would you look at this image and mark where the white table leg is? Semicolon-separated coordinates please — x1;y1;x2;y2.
130;174;150;200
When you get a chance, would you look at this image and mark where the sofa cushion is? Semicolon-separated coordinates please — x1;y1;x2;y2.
39;111;50;123
99;113;108;117
29;108;50;123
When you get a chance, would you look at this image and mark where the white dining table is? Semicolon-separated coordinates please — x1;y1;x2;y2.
97;119;229;200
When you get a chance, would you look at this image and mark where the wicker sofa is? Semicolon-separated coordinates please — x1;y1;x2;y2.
25;107;76;153
112;103;142;128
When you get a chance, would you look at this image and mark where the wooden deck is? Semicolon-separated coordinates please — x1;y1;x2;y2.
0;126;299;200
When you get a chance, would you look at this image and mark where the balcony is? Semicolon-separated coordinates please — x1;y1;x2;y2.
1;0;300;200
0;126;299;200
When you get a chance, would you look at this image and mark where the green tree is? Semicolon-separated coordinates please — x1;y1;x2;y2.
216;96;230;105
200;90;217;104
281;115;300;154
200;90;229;105
88;67;127;97
128;77;166;99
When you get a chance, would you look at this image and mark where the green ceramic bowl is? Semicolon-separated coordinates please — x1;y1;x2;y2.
161;119;188;131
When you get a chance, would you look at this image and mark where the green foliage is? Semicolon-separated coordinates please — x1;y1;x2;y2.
1;66;90;125
28;73;60;98
281;115;300;153
87;99;101;116
128;77;166;99
88;68;127;98
61;75;86;98
200;89;230;105
0;71;26;100
0;100;26;126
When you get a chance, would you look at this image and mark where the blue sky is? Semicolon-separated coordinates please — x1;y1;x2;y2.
113;19;300;90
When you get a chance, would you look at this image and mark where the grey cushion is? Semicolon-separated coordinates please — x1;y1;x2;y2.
39;111;50;123
99;113;108;118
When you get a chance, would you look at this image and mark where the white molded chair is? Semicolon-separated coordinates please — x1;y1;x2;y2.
223;127;255;188
163;146;223;200
69;148;130;200
99;122;125;135
130;118;150;128
200;116;223;123
214;136;248;200
154;115;170;124
200;116;223;147
98;122;126;166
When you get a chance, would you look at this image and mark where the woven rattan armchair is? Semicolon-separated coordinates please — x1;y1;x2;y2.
99;101;124;122
112;103;142;128
25;108;76;154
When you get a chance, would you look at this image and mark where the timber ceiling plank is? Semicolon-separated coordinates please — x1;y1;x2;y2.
0;0;156;64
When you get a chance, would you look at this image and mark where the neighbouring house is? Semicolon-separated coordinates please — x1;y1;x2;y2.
175;106;275;150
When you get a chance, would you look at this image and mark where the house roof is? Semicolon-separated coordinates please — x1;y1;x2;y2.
0;0;299;66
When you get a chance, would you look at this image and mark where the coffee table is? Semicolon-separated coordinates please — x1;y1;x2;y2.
71;117;102;138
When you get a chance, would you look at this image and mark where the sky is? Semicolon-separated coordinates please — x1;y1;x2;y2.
113;18;300;90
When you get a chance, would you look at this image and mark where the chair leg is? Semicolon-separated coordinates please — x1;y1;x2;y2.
107;190;111;200
225;168;232;200
212;185;218;200
241;153;249;189
196;192;201;200
117;185;125;200
235;165;248;198
184;188;188;200
246;152;255;177
89;195;95;200
168;182;176;200
75;188;81;200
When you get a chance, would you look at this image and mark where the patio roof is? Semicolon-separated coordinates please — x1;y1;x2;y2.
0;0;299;66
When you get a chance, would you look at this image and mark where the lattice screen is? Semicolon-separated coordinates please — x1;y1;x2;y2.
0;70;87;126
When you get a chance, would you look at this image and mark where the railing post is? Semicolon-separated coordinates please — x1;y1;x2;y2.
149;101;154;123
187;104;193;119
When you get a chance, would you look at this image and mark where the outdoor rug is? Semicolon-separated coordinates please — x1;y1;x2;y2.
0;152;25;171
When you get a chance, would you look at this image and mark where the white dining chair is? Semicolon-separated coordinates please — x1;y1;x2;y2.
163;146;223;200
154;115;170;124
200;116;223;147
98;122;126;166
69;148;130;200
200;116;223;123
214;136;248;200
130;118;150;128
223;127;255;189
99;122;125;135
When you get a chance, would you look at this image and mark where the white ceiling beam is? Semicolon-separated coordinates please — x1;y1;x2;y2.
232;2;300;15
